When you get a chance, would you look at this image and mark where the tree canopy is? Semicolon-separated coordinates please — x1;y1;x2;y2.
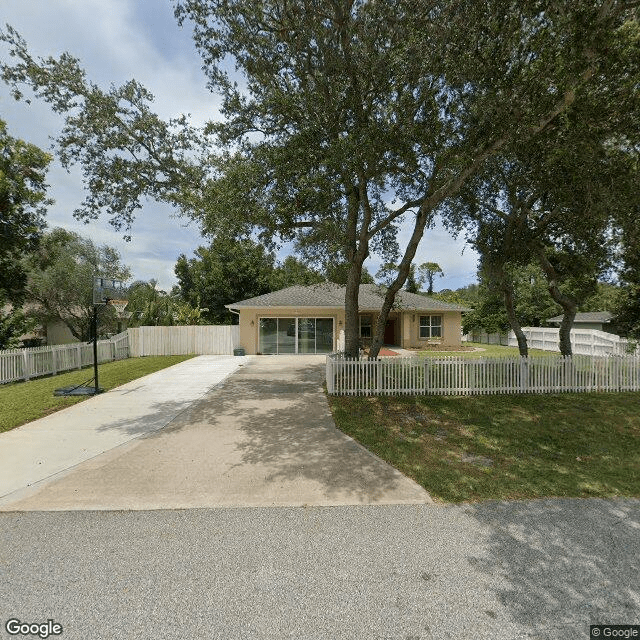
175;237;275;323
375;262;443;293
463;263;561;335
614;210;640;339
126;280;205;327
326;261;375;287
0;118;51;303
445;48;640;355
174;237;324;323
2;2;638;356
25;228;131;341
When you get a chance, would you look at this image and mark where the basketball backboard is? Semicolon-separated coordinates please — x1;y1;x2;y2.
93;277;128;305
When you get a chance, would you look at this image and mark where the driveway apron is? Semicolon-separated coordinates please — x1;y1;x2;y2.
0;356;246;504
1;355;431;510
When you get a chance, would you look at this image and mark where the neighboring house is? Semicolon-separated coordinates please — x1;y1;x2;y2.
3;301;126;347
45;319;79;345
546;311;617;334
2;301;80;347
226;283;469;355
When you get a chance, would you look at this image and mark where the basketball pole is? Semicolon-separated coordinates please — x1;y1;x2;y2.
93;302;99;394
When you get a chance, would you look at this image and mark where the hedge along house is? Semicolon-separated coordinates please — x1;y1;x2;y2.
225;283;469;355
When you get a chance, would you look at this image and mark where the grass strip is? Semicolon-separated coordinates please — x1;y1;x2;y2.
418;342;553;358
328;391;640;503
0;355;195;433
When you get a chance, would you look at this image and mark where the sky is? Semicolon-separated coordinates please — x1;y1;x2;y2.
1;0;479;293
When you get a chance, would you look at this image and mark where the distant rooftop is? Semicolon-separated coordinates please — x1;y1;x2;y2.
547;311;614;324
226;283;469;312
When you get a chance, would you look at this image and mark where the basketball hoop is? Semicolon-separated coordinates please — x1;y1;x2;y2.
108;299;129;316
93;277;127;305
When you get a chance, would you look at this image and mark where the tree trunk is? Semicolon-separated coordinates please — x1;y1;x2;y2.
536;249;577;356
340;177;365;359
369;206;431;358
558;308;577;356
343;257;365;358
500;273;528;357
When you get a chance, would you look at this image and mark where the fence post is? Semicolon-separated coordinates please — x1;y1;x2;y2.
325;356;333;394
520;357;528;392
22;350;30;381
51;347;57;376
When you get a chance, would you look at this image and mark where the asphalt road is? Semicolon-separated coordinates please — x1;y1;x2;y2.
1;499;638;640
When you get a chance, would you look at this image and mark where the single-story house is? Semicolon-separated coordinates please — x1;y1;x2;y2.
225;283;469;355
546;311;617;334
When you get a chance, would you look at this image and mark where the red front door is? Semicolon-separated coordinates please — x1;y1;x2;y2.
384;319;395;345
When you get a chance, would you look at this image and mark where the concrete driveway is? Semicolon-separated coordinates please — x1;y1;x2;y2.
0;356;248;502
1;355;430;510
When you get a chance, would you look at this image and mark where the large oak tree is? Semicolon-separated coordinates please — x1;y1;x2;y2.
2;2;637;357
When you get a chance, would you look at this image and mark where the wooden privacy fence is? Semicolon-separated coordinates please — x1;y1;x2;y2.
326;353;640;396
0;331;130;384
127;325;240;357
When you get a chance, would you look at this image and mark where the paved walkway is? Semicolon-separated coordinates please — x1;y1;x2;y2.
0;356;250;504
0;355;430;510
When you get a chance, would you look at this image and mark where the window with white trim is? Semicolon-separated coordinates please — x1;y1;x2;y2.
419;315;442;338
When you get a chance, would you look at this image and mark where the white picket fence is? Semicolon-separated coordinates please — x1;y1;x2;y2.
326;353;640;396
465;327;638;356
0;332;130;384
127;325;240;357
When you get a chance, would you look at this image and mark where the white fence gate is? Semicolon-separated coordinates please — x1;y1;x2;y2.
464;330;511;346
127;325;240;357
465;327;638;356
326;353;640;396
0;331;130;384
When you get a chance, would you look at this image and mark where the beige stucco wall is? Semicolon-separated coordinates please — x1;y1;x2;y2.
236;307;462;354
361;310;461;349
400;311;462;348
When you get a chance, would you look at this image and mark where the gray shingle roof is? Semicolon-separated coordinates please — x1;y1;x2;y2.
547;311;614;324
226;283;469;312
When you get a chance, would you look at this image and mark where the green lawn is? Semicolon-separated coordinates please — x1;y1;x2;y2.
0;355;195;433
418;341;553;358
328;391;640;503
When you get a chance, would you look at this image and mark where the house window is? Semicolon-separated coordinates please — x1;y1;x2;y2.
419;315;442;339
360;315;372;338
259;317;333;354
